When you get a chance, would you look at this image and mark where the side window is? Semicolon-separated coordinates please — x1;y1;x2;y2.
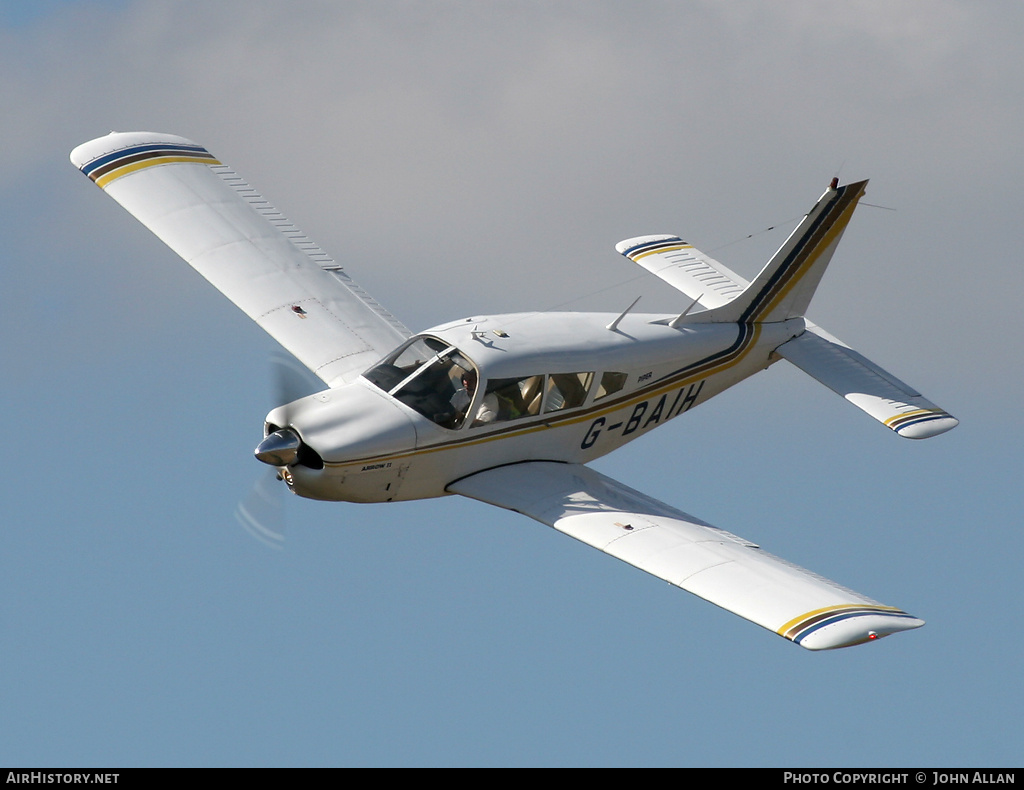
594;371;628;401
543;372;594;413
471;375;544;427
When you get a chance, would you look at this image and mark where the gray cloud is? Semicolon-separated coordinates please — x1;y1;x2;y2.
3;2;1019;396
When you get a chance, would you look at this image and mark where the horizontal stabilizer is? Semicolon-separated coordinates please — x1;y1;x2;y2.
615;235;749;310
777;324;958;439
450;461;924;650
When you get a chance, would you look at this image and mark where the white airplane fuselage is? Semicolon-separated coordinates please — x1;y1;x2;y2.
274;311;804;503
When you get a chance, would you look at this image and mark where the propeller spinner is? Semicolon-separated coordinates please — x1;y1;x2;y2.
254;428;302;466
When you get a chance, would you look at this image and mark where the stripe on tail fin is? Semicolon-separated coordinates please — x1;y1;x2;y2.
701;179;868;324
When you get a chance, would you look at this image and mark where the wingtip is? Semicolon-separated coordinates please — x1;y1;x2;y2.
797;613;925;651
895;414;959;440
70;131;201;171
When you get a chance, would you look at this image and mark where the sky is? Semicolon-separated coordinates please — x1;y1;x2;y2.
2;0;1022;768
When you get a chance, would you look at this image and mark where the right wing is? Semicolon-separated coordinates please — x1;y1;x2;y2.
449;461;924;650
71;132;411;387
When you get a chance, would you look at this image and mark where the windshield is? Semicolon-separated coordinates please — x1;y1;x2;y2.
364;337;479;430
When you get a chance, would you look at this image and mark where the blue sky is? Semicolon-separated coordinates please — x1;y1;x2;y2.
2;0;1021;767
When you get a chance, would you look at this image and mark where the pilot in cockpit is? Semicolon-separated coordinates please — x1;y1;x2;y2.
451;369;498;426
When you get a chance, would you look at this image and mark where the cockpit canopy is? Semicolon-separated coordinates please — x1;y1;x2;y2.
364;336;479;429
364;335;629;431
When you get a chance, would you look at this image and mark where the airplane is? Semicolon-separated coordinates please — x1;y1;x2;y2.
70;131;957;651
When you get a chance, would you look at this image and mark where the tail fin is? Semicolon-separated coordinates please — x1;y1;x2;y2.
702;179;868;324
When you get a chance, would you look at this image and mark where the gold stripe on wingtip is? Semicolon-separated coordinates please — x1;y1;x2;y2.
777;603;904;639
630;244;691;261
883;408;943;428
95;155;222;188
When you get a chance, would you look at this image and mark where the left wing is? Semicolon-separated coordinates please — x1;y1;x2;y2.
71;132;411;386
449;462;923;650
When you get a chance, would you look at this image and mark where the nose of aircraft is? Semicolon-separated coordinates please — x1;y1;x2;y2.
259;380;420;469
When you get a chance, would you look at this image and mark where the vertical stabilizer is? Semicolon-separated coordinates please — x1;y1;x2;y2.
702;179;868;324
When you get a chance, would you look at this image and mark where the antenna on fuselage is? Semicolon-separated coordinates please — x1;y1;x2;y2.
606;296;641;332
669;293;704;328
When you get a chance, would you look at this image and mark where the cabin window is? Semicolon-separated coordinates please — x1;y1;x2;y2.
595;371;628;401
543;372;594;413
471;375;544;427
